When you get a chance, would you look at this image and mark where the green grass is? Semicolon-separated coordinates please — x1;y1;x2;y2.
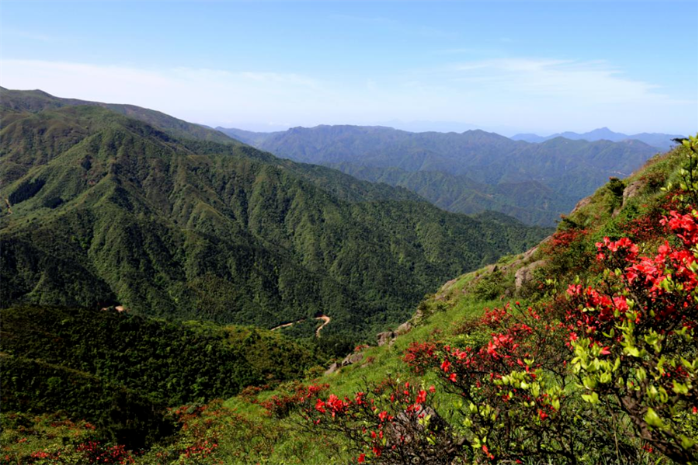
217;287;504;464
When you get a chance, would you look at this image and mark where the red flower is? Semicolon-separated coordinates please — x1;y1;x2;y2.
315;398;326;414
440;359;451;372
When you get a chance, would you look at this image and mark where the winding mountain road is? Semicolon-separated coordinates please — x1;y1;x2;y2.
314;315;331;337
270;315;331;337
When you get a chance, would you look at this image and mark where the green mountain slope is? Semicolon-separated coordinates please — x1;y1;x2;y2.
0;305;320;449
0;87;237;145
218;125;660;226
3;111;694;463
190;139;695;465
327;162;576;226
0;96;549;339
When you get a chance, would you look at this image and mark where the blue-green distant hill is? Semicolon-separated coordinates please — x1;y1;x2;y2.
219;125;663;226
511;127;682;151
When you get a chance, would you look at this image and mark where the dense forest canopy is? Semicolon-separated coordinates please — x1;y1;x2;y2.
0;89;549;340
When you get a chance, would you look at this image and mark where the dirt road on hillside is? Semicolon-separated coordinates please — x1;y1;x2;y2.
270;315;330;337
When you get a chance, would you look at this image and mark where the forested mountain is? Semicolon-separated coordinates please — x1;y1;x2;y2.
0;89;549;339
0;87;237;144
5;134;694;465
511;126;682;150
217;125;660;226
1;305;321;448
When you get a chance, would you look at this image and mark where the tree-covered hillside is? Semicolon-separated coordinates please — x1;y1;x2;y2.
1;305;321;450
218;125;662;226
0;93;549;339
4;137;695;465
0;87;237;145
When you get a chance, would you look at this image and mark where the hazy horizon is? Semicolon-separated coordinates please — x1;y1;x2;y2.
2;1;697;136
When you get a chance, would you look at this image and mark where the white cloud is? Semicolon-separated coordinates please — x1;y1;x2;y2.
447;58;672;104
0;59;328;127
2;28;56;43
0;58;694;135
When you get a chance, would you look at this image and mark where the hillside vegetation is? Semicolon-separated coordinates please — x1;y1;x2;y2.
3;131;696;464
276;137;698;464
219;125;662;226
0;90;549;340
0;87;237;145
0;305;321;451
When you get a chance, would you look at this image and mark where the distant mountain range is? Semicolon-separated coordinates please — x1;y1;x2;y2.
218;125;662;226
511;127;683;151
0;89;549;339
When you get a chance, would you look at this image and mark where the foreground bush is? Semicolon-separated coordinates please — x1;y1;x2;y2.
299;137;698;464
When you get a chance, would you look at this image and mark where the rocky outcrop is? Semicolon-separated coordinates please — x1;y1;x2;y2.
514;259;547;291
623;180;646;204
377;331;395;347
341;352;364;367
376;321;414;348
614;179;647;217
570;196;592;216
324;362;339;375
395;321;412;336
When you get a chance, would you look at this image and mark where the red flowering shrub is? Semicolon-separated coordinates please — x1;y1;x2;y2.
299;378;461;464
301;136;698;464
564;207;698;463
260;383;329;418
548;227;590;252
75;441;135;464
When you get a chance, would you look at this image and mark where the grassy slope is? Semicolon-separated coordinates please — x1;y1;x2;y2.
0;145;687;464
212;146;688;464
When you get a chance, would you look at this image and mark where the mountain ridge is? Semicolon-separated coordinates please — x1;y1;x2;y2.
217;124;659;226
0;87;238;145
0;90;550;340
511;126;683;150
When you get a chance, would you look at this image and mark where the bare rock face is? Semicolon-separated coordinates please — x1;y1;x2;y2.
377;331;395;347
515;259;547;291
341;352;364;367
395;321;412;336
522;240;545;261
613;180;646;217
324;362;339;375
570;196;592;216
623;180;646;204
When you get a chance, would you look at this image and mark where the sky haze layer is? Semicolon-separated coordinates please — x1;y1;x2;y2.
1;0;696;135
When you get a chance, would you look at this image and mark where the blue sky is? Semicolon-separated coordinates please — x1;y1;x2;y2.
1;1;697;135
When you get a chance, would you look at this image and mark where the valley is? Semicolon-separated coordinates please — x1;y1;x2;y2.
0;89;550;342
2;0;696;462
0;88;695;464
